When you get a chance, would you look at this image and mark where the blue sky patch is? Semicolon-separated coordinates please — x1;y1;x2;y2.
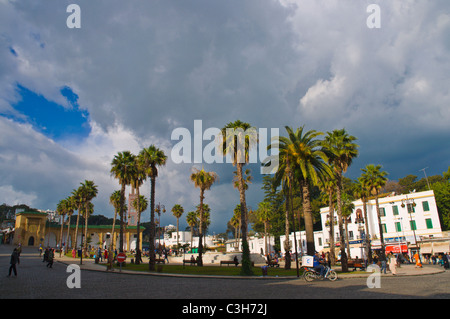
4;84;91;141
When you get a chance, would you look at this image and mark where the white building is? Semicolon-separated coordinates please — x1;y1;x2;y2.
280;230;325;256
319;190;444;258
225;235;276;255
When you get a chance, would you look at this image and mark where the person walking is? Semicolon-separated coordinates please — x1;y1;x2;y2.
7;248;20;277
388;252;397;275
380;254;387;274
47;248;54;268
414;252;422;268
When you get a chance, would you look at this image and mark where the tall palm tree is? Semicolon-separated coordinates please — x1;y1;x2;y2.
132;194;148;264
109;190;121;251
361;164;388;260
220;120;257;275
131;154;147;263
190;167;218;266
230;214;240;249
171;204;184;249
232;204;242;249
71;185;87;250
110;151;136;253
323;128;358;272
342;193;355;259
80;180;98;252
56;198;67;257
139;145;167;271
186;211;198;250
275;126;331;256
64;196;76;253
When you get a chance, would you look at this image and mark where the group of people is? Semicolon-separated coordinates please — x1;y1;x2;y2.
40;246;55;268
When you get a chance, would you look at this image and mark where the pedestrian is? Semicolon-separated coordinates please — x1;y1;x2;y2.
7;248;20;277
39;244;43;257
71;247;76;258
380;254;387;274
98;247;103;262
414;252;422;268
47;248;54;268
388;252;397;275
43;248;49;262
444;253;450;270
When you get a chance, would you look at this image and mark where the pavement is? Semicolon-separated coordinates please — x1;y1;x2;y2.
51;249;446;279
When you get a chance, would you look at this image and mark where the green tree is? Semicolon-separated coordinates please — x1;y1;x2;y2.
80;180;98;252
186;211;198;249
139;145;167;271
432;181;450;230
190;167;218;266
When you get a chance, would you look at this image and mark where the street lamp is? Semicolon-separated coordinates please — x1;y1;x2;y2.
401;195;419;255
155;203;166;251
354;209;367;265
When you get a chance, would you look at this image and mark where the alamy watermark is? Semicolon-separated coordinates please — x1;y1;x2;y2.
66;264;81;288
170;120;279;174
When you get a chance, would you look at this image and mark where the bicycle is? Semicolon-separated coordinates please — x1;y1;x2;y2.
303;265;338;282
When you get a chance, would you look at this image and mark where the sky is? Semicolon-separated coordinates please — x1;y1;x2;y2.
1;0;449;234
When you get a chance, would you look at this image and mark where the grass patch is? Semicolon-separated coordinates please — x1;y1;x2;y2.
103;263;306;277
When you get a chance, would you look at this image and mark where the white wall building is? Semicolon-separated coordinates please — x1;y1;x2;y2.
319;190;443;258
225;235;276;255
279;231;325;256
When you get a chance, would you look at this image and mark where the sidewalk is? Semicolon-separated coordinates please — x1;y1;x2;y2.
54;252;446;279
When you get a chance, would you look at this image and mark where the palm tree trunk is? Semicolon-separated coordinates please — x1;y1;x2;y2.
119;184;125;253
74;206;82;250
84;203;90;255
198;189;204;266
362;198;372;263
345;217;351;259
336;173;348;272
237;162;253;275
302;181;316;256
328;192;336;265
65;214;72;254
135;186;141;265
59;214;65;257
149;176;156;271
284;186;291;270
375;192;386;260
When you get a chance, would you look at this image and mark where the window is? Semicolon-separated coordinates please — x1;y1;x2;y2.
422;201;430;212
395;222;402;232
318;237;322;246
379;207;386;217
410;220;417;231
392;205;399;216
349;231;354;240
407;203;415;213
381;224;387;233
426;218;433;229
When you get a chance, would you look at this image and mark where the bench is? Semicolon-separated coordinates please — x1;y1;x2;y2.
347;259;365;271
220;260;239;267
155;258;165;264
183;259;198;267
267;261;280;268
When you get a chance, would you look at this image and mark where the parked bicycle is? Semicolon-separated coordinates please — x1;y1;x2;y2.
303;265;338;282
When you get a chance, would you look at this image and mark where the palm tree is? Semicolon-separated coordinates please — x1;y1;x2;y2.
71;185;87;250
220;120;257;275
323;128;358;272
342;193;355;259
232;204;242;249
132;195;148;264
110;151;136;253
361;164;388;259
80;180;98;252
139;145;167;271
171;204;184;249
190;167;218;266
131;154;147;263
186;211;198;250
275;126;331;256
109;190;121;251
230;214;240;249
64;196;76;254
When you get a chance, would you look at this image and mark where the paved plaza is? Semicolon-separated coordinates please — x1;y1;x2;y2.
1;245;450;299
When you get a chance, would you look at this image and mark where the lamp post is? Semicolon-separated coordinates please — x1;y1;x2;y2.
401;195;419;256
354;210;367;265
155;203;166;252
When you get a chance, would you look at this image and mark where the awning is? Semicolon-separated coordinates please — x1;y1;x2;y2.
432;243;450;253
420;243;433;254
385;244;408;254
